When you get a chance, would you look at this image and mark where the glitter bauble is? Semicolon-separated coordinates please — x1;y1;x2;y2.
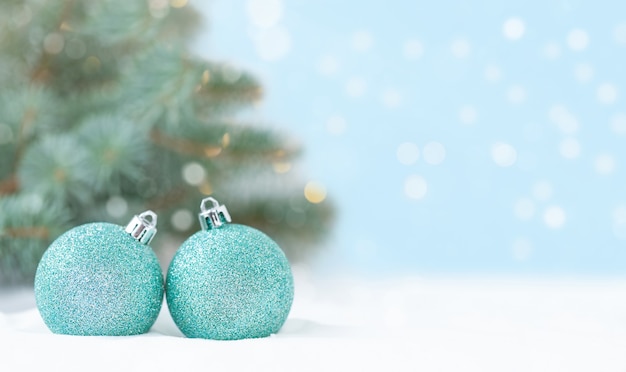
34;212;164;336
166;198;294;340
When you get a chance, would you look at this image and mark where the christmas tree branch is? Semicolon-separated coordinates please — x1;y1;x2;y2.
0;175;18;195
196;84;263;104
150;128;222;158
3;226;50;240
12;107;38;171
2;105;38;195
5;1;76;195
150;128;298;161
0;1;334;284
30;0;76;83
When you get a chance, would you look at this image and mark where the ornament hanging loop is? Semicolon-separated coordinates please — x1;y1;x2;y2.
125;210;158;245
199;197;231;230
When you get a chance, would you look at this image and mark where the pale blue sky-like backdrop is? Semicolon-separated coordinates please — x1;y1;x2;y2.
191;0;626;275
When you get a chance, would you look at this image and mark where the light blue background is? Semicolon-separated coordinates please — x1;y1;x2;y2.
192;0;626;275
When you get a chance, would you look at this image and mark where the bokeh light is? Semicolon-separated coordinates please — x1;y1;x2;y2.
254;26;291;61
304;181;327;204
345;77;367;98
404;175;427;200
43;0;626;277
396;142;419;166
611;113;626;135
514;198;535;221
422;142;446;165
491;142;517;167
459;105;478;125
450;38;471;58
594;154;616;175
246;0;282;28
171;209;193;231
182;162;206;186
559;138;581;159
567;29;590;51
352;31;373;52
403;39;423;60
106;196;128;218
503;17;525;41
597;83;618;105
543;206;566;229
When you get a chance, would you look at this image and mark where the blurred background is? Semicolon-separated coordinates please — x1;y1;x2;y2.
0;0;335;286
3;2;626;366
193;0;626;276
1;0;625;289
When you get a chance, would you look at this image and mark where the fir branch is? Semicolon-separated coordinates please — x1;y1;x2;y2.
30;0;76;83
150;123;300;161
0;194;70;284
0;175;18;195
195;77;263;104
150;128;297;161
3;226;50;240
0;86;58;195
18;135;91;203
192;62;263;116
12;105;38;175
0;1;335;285
77;114;150;192
150;128;222;158
6;0;76;192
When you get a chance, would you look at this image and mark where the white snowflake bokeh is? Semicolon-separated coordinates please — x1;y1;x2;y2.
193;0;626;274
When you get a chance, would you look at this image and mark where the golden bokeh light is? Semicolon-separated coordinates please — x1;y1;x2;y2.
202;70;211;84
204;146;222;157
170;0;188;8
273;161;291;174
60;22;72;31
304;181;327;204
43;33;64;54
83;56;101;73
199;181;213;195
221;132;230;148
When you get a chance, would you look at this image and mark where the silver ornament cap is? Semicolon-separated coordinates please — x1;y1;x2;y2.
198;197;231;230
125;210;158;245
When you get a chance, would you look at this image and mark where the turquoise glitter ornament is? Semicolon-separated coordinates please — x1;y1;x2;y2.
166;197;294;340
34;211;164;336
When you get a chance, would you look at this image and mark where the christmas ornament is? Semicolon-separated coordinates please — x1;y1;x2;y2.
34;211;164;336
166;197;294;340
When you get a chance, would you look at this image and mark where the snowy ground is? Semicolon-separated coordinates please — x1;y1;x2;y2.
2;272;626;371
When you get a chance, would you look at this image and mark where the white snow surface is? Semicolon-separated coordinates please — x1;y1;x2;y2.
2;274;626;371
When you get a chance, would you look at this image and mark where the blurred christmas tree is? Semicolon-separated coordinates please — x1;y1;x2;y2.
0;0;333;285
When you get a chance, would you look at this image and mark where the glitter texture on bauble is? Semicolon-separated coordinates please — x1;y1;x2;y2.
34;211;164;336
166;197;294;340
